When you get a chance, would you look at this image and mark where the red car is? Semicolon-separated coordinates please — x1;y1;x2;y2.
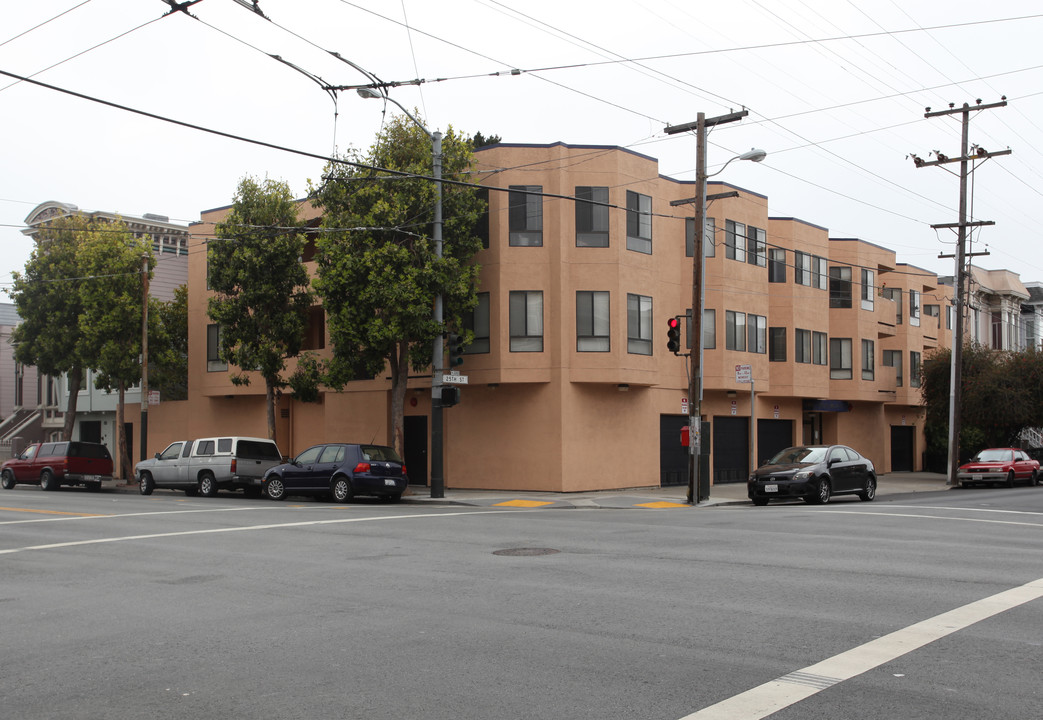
956;448;1039;488
1;441;113;492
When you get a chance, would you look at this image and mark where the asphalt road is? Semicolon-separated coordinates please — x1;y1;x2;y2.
1;485;1041;719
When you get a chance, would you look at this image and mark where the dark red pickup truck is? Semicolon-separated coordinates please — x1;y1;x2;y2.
1;441;114;492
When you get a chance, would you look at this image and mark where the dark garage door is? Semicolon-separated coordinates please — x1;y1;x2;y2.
713;416;749;484
660;414;689;487
757;419;793;468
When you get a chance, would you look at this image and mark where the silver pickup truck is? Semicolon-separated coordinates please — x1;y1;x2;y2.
136;436;283;497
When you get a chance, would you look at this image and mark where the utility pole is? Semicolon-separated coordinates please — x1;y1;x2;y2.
665;109;749;504
917;99;1010;484
140;252;149;464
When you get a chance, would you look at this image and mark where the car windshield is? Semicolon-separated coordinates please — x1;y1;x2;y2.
767;446;828;465
361;445;403;463
972;449;1013;462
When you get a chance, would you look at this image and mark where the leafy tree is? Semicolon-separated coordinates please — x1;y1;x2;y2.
10;216;91;440
209;176;313;441
471;131;501;148
76;219;153;479
311;114;486;456
149;285;188;402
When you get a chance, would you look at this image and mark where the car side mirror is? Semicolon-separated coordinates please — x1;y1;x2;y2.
155;452;162;459
827;458;838;467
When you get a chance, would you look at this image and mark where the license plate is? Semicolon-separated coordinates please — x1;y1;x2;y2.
84;475;100;481
764;484;778;493
384;478;396;486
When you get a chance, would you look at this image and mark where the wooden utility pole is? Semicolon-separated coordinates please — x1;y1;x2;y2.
140;252;149;464
918;100;1010;484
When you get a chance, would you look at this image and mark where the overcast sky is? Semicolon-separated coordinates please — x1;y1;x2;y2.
2;0;1041;300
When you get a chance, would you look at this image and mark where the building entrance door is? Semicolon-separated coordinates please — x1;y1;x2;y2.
757;419;793;468
713;416;749;484
891;426;915;472
404;415;428;486
659;414;689;487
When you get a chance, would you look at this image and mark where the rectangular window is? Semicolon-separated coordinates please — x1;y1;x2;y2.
625;191;652;254
746;226;767;267
829;266;853;308
795;329;811;364
910;351;922;387
508;186;543;246
861;269;875;311
725;220;746;262
575;186;609;247
509;291;543;352
685;217;716;258
703;308;716;349
768;249;787;283
812;331;828;365
626;294;652;355
576;291;610;352
813;256;828;290
862;339;875;380
883;287;903;324
748;314;766;354
830;338;852;379
909;290;921;327
462;292;490;354
726;310;747;351
207;324;227;372
769;327;786;361
883;349;903;386
794;251;811;286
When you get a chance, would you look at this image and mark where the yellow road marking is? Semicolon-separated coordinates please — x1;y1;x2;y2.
0;506;108;517
637;501;689;509
494;499;555;508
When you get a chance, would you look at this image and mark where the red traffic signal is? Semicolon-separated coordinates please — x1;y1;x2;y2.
667;316;681;354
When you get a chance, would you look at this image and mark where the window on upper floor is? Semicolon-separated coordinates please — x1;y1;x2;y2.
725;220;746;262
746;226;767;267
575;186;609;247
813;256;828;290
829;266;853;308
726;310;747;351
626;294;652;355
625;191;652;254
813;331;828;365
508;186;543;247
702;308;716;349
748;314;766;354
576;291;610;352
883;287;902;324
795;328;811;364
301;306;326;351
768;248;787;283
883;349;903;386
207;324;227;372
509;291;543;352
909;290;921;327
462;292;490;354
829;337;852;379
862;339;875;380
769;327;786;361
910;351;921;387
861;269;875;311
685;217;715;258
794;251;811;286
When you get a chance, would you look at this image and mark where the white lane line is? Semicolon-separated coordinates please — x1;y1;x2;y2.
0;506;272;525
820;510;1043;528
679;577;1043;720
842;504;1043;517
0;509;519;555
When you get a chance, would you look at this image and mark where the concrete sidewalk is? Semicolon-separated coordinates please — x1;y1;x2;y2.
398;471;951;509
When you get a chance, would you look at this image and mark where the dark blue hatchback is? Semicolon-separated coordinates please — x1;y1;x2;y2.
262;443;409;502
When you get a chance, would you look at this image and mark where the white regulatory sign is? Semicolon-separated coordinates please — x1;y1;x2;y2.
442;374;469;385
735;364;752;383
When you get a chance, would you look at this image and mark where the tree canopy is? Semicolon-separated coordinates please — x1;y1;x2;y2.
209;176;313;441
310;114;486;455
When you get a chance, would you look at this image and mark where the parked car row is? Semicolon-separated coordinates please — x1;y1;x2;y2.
135;437;409;503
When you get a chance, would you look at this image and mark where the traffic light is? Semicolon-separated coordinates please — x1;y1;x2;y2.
667;316;681;354
447;332;465;367
441;386;460;407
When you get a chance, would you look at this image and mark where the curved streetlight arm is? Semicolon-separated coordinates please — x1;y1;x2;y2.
707;148;767;178
356;87;432;140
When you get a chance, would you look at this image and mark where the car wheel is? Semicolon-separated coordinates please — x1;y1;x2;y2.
1;470;15;490
331;476;352;503
808;477;831;505
858;475;877;502
264;477;286;501
751;497;769;506
139;472;154;496
1029;470;1038;487
40;470;59;491
199;472;218;498
1005;471;1016;488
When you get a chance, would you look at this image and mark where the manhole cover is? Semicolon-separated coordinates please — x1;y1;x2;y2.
492;548;560;557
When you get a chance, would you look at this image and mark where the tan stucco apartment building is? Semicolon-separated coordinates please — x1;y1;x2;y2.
150;142;952;492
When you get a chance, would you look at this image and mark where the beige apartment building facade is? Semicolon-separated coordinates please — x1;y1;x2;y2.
147;142;952;491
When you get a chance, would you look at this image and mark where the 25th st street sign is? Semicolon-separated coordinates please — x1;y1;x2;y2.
442;374;469;385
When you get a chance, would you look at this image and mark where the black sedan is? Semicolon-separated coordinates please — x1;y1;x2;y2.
262;443;409;502
747;445;876;506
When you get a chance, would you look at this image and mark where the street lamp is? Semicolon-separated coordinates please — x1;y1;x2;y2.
665;110;765;504
357;87;446;499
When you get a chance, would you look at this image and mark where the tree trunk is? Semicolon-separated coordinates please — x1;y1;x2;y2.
62;367;82;441
389;340;410;458
116;381;130;481
265;377;276;441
